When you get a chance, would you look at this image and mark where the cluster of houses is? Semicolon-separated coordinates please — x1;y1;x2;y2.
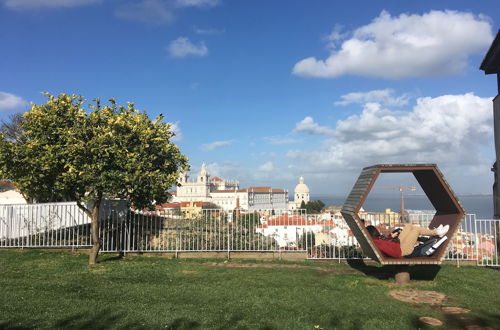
246;209;497;261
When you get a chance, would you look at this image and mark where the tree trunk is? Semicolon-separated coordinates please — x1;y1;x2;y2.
75;198;102;265
89;198;102;265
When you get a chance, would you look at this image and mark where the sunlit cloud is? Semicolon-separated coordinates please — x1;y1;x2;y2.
4;0;100;10
0;92;29;111
167;37;208;58
289;93;493;172
293;10;493;79
293;117;335;136
201;140;233;151
335;89;410;107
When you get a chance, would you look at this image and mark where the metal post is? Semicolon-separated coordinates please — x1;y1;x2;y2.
475;216;479;266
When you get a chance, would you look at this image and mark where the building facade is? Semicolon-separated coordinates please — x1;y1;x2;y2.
173;163;289;210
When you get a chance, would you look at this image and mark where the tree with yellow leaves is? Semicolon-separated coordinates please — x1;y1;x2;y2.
0;93;189;264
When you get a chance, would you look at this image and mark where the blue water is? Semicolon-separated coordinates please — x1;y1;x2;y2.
313;194;494;219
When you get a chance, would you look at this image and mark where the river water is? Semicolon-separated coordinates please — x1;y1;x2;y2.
313;194;494;219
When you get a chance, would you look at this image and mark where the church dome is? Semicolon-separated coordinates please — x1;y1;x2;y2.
294;176;309;194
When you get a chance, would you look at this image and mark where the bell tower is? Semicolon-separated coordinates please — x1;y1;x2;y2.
198;162;209;183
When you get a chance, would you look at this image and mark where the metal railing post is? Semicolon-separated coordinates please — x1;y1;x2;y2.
475;216;479;266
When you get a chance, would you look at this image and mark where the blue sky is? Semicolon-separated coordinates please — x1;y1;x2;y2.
1;0;500;197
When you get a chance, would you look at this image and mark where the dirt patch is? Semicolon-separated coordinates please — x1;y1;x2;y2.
388;289;447;304
441;306;470;314
181;270;197;274
418;316;443;326
203;262;359;274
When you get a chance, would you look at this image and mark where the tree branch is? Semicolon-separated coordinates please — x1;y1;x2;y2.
76;200;92;219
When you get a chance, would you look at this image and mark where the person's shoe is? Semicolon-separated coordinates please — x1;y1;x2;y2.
436;225;449;237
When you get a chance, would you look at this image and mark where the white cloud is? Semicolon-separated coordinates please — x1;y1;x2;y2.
114;0;175;24
258;161;274;172
0;92;28;111
202;160;296;191
288;93;493;172
324;24;347;49
175;0;220;7
193;26;225;35
167;37;208;58
204;161;241;179
294;116;335;136
4;0;99;10
335;89;410;107
201;140;233;151
293;10;493;79
114;0;220;24
169;121;182;142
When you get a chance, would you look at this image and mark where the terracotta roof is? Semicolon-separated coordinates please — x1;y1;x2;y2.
179;201;216;208
156;202;180;210
260;214;336;227
211;176;223;182
0;180;16;191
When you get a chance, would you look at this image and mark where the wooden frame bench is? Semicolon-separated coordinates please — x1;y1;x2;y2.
341;164;466;265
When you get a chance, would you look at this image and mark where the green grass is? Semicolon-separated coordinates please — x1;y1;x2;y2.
0;250;499;329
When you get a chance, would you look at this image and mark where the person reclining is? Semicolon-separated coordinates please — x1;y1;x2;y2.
366;224;449;258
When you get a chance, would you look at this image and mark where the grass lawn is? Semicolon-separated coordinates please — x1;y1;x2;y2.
0;250;499;329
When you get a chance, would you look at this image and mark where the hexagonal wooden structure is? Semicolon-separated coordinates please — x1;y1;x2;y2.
341;164;466;265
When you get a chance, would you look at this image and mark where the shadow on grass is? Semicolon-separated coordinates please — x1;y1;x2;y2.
0;321;31;330
166;318;200;329
213;312;275;330
411;311;500;329
346;259;441;281
56;309;204;330
54;309;148;330
100;253;125;263
1;310;207;330
0;310;141;330
1;311;276;330
328;314;362;330
443;311;500;329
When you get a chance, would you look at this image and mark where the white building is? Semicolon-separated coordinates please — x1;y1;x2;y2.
176;163;239;203
201;187;289;210
256;214;323;248
239;187;288;210
289;176;310;210
256;213;355;248
0;190;26;204
209;189;241;210
176;163;214;202
174;163;288;210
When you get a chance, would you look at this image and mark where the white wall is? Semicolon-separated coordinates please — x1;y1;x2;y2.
0;190;26;205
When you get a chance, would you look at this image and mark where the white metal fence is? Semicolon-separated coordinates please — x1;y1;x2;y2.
0;202;92;248
0;203;498;266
